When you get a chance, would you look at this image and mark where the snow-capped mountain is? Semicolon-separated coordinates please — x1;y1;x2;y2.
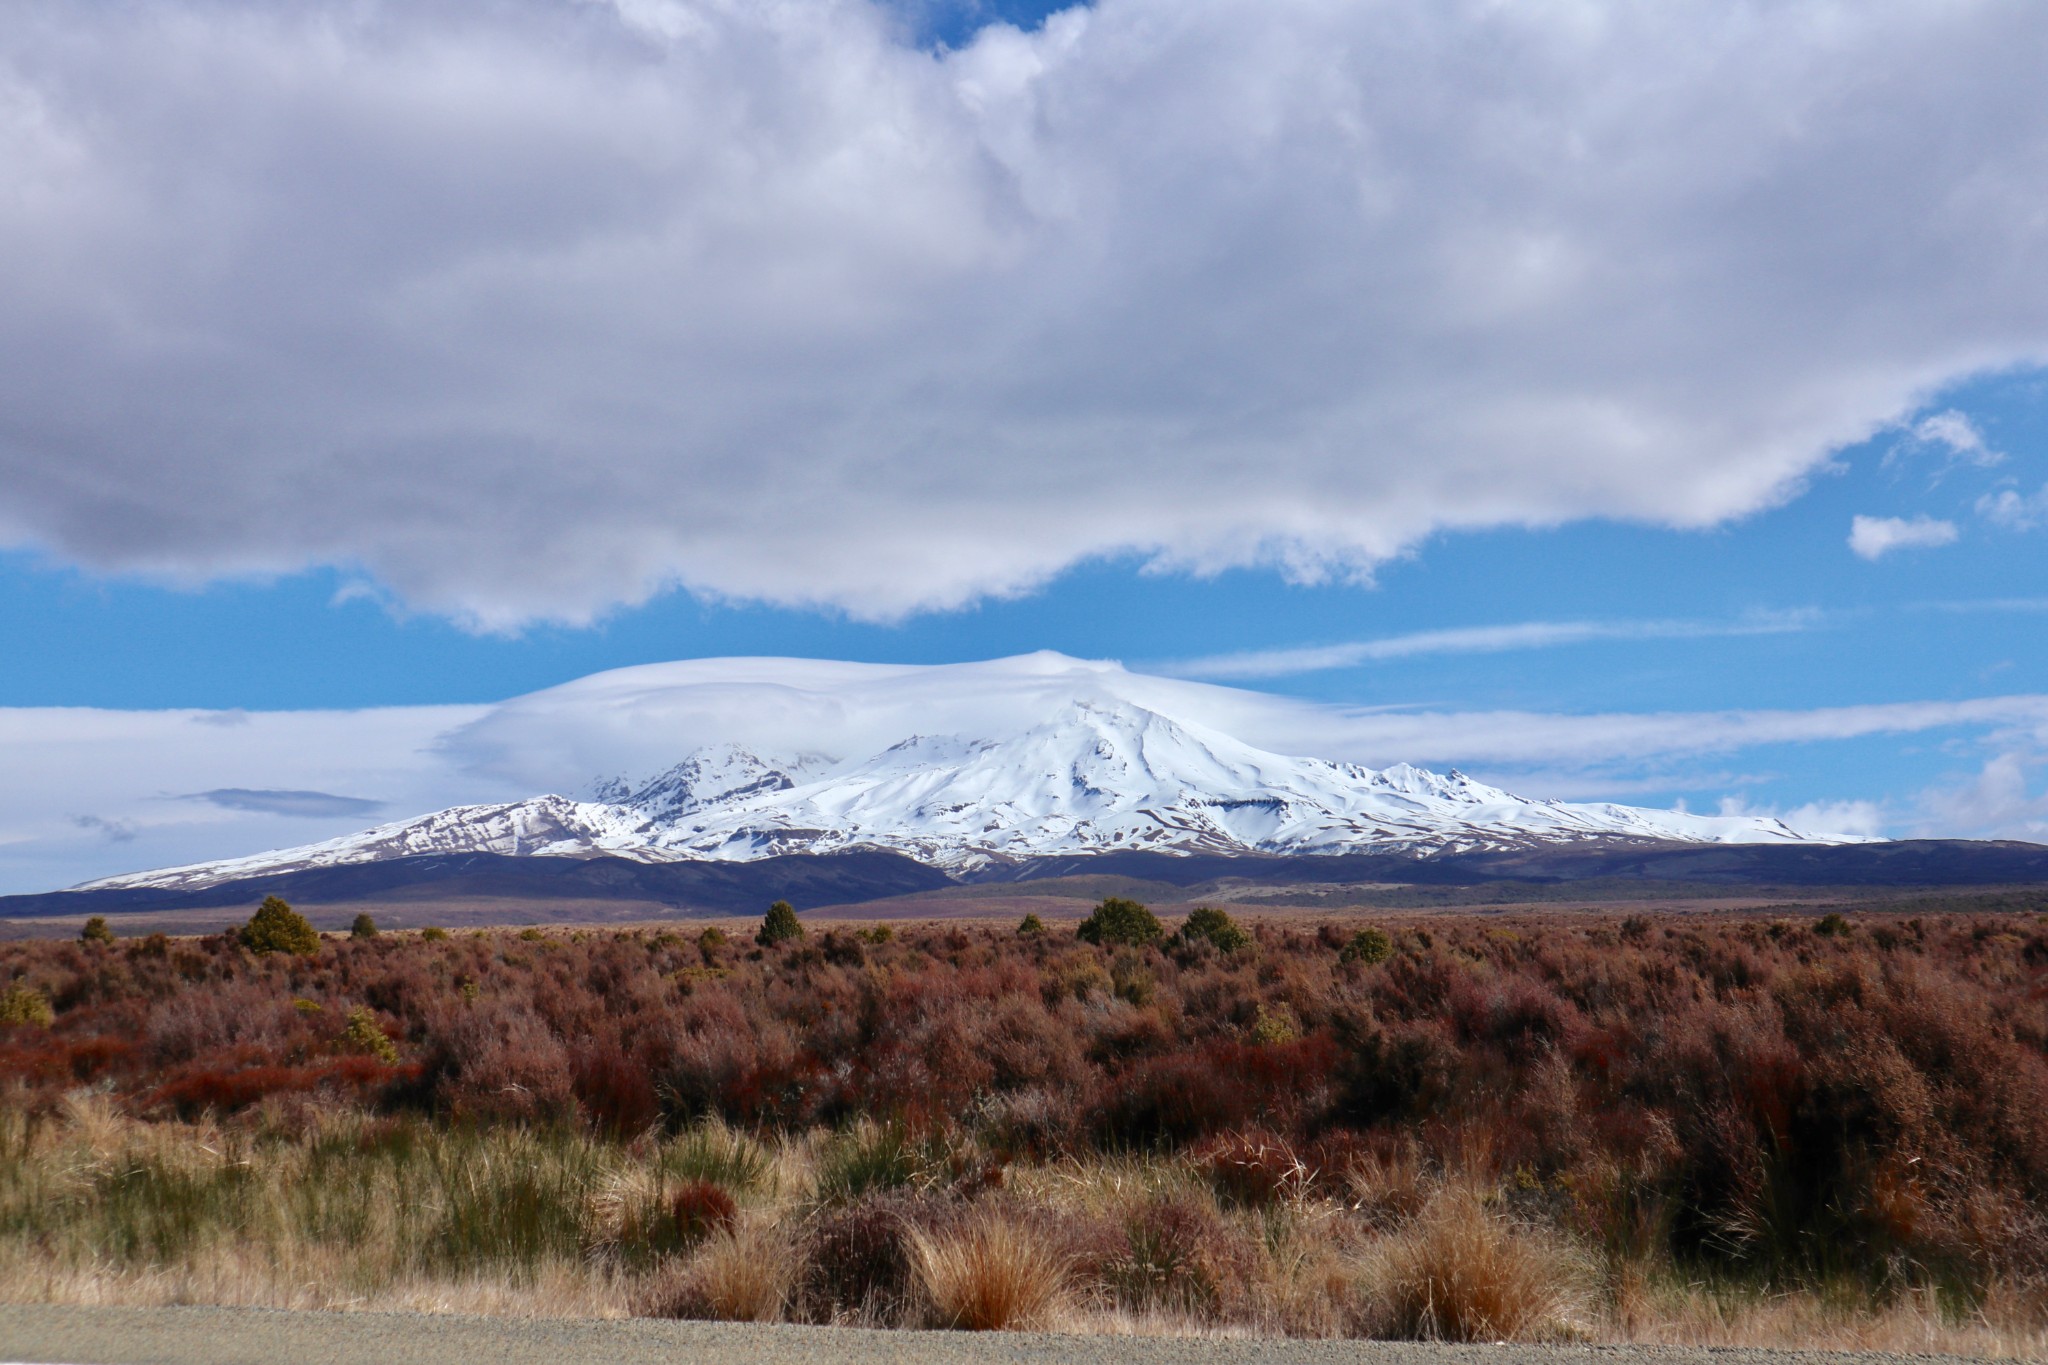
82;694;1850;893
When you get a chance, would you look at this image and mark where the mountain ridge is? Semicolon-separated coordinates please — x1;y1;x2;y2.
78;694;1853;894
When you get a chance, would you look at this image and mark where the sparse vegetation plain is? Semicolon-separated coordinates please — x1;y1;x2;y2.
1;898;2045;1353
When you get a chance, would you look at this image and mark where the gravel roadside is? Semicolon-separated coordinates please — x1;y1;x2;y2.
0;1305;1997;1365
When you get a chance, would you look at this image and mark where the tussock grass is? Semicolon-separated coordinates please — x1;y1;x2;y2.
911;1208;1069;1330
0;1100;2043;1354
1354;1184;1587;1341
667;1223;795;1322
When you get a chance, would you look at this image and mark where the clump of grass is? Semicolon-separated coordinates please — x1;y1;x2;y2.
666;1224;797;1321
1357;1185;1586;1341
912;1207;1069;1330
815;1122;926;1205
659;1119;771;1195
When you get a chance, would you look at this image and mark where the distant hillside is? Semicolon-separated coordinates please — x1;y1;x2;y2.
8;838;2048;923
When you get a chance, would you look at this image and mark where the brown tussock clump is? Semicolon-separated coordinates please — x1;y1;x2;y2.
637;1224;796;1322
1356;1185;1587;1341
911;1208;1070;1330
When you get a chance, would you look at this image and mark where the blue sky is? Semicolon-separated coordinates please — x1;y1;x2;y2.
3;0;2048;888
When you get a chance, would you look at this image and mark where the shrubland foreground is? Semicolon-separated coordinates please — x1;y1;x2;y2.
2;902;2047;1354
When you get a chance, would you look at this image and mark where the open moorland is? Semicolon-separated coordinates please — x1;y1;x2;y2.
2;899;2046;1355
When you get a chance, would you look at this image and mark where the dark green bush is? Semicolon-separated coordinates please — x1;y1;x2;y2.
350;913;379;939
757;900;804;947
1339;927;1394;966
1017;913;1047;938
238;896;320;956
1077;897;1161;947
1176;906;1250;953
80;916;115;946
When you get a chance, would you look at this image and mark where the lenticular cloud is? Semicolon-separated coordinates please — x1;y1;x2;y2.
2;0;2046;625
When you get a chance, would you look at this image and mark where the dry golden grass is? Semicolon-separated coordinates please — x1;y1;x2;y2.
1354;1185;1588;1342
677;1224;796;1322
910;1209;1070;1330
4;1096;2048;1355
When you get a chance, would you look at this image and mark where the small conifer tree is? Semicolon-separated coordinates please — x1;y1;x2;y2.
239;896;320;956
757;900;804;947
350;912;379;939
1076;897;1162;947
1017;913;1047;938
80;916;115;947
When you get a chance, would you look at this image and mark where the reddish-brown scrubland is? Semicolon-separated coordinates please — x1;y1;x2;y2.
1;905;2045;1351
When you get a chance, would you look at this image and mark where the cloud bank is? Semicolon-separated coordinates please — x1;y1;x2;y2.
2;0;2048;625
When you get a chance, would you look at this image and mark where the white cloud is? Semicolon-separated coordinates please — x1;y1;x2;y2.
1901;410;2003;469
1715;795;1890;841
5;654;2048;891
1911;751;2048;842
1166;611;1819;680
1;2;2047;624
1849;514;1959;560
1977;484;2048;531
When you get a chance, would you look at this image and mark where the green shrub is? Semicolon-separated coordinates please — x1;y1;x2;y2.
1176;906;1250;953
343;1006;400;1063
1251;1003;1299;1045
757;900;804;947
1017;913;1047;938
1340;927;1394;966
0;982;54;1027
80;915;116;946
518;927;546;942
1814;911;1853;939
1076;897;1161;947
419;926;450;943
350;913;379;939
239;896;320;956
857;925;894;945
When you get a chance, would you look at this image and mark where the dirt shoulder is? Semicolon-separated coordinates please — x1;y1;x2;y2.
0;1304;1994;1365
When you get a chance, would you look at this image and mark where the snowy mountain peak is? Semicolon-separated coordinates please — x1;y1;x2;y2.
613;744;834;822
80;687;1865;893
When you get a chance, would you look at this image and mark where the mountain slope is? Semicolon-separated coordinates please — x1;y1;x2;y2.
78;695;1850;893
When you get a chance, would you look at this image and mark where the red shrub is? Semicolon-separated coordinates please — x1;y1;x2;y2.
672;1178;739;1242
573;1039;659;1136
